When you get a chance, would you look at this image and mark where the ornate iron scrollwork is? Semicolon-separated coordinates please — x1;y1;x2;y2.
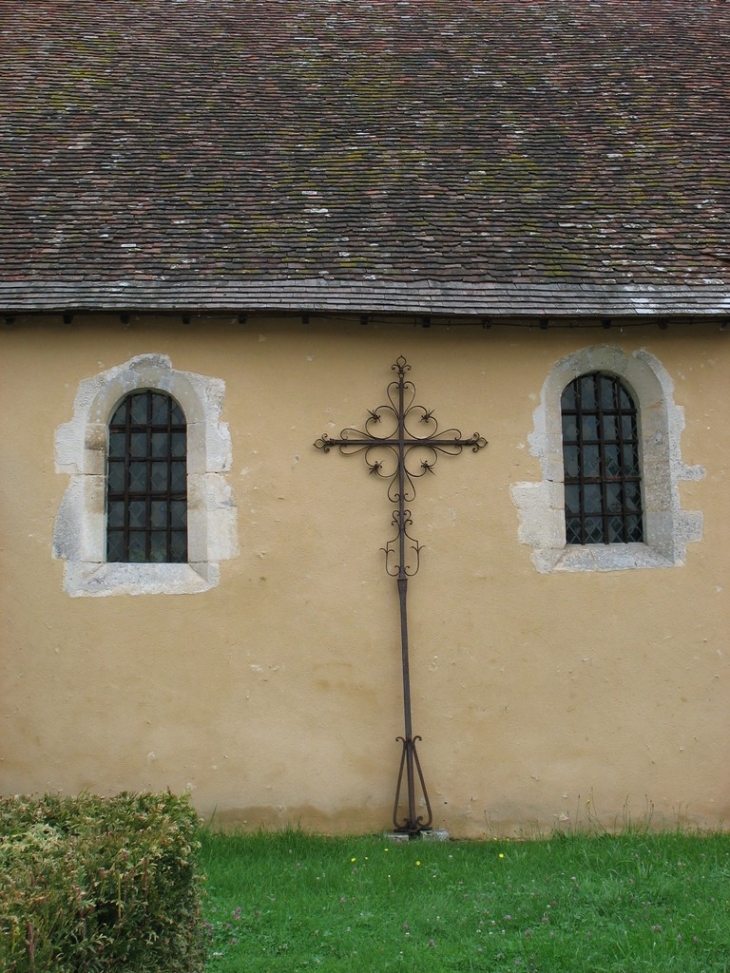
315;356;486;515
316;356;487;835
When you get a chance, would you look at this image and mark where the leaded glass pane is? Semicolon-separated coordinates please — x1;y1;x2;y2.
128;500;147;529
563;444;579;478
128;532;147;561
580;376;597;410
170;531;187;561
602;415;617;440
171;431;186;457
584;516;604;543
129;462;148;491
605;483;622;513
566;518;582;544
625;481;641;511
130;431;148;458
622;414;637;439
110;402;126;426
151;432;169;457
171;462;186;493
619;386;633;410
599;375;616;410
583;444;600;477
150;463;168;492
604;444;621;476
108;462;125;492
151;393;170;424
608;516;625;542
171;501;186;529
107;532;124;561
150;501;168;528
581;414;599;440
562;415;578;441
171;402;185;425
109;431;126;457
626;515;643;542
623;444;640;477
108;501;125;528
561;383;576;410
584;484;602;514
565;484;581;515
130;393;148;423
149;534;168;563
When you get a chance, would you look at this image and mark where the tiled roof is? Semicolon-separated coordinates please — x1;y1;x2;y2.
1;0;729;316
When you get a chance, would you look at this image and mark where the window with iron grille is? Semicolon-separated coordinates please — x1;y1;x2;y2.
561;372;643;545
107;390;187;563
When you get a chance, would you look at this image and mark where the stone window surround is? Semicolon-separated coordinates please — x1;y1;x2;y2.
511;346;705;573
54;354;238;596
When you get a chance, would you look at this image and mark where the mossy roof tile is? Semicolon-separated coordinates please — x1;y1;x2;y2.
1;0;729;314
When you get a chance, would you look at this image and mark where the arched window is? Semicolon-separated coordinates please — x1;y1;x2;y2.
107;390;187;562
511;346;704;573
561;372;643;545
54;354;237;596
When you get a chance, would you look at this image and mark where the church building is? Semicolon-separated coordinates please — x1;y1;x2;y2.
1;1;728;836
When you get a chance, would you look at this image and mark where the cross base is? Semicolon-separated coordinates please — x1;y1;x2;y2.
392;734;433;835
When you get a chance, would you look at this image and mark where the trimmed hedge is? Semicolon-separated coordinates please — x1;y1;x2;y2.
0;792;206;973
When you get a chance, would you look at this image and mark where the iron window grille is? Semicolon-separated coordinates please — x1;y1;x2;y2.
561;372;643;545
107;390;188;563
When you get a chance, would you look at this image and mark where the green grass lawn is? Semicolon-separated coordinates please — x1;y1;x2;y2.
199;829;730;972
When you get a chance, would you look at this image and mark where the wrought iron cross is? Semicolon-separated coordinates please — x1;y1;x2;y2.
315;356;487;835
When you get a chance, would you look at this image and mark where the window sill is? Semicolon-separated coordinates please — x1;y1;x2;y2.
549;543;675;573
63;561;219;597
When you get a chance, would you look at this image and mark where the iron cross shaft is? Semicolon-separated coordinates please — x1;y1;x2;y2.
315;356;487;835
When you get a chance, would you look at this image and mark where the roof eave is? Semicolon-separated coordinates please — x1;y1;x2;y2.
1;279;730;319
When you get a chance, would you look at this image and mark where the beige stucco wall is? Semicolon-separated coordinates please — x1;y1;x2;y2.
1;315;728;836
